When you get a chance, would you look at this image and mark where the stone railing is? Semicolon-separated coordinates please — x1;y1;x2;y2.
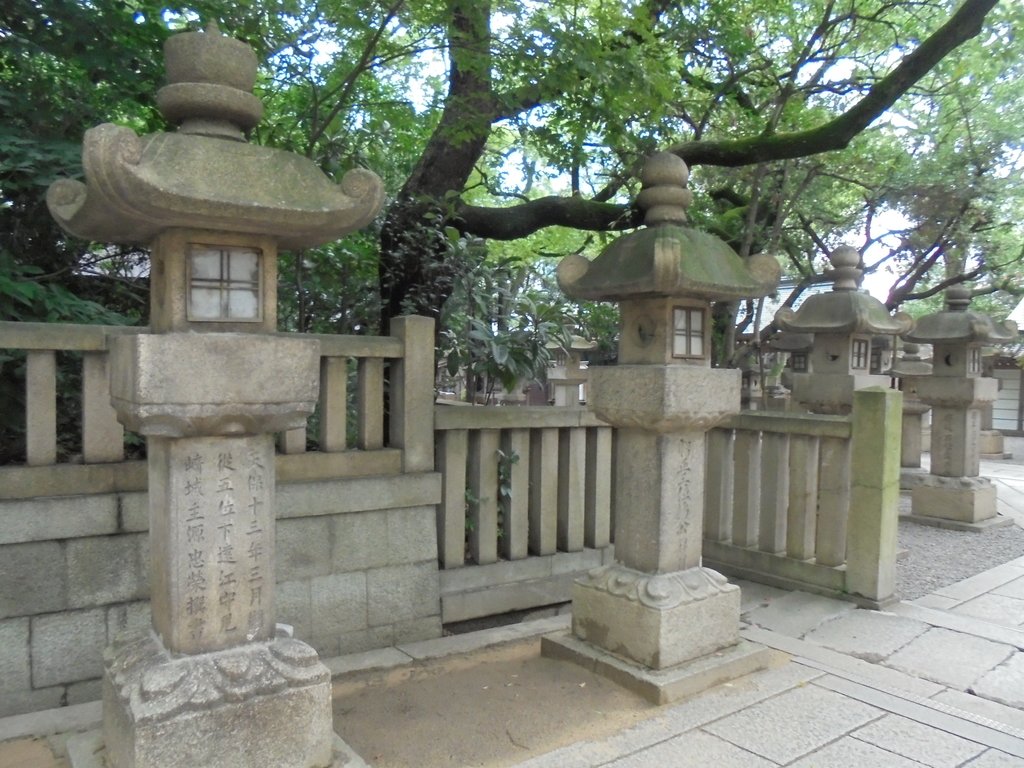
0;317;434;499
433;404;614;623
703;387;902;606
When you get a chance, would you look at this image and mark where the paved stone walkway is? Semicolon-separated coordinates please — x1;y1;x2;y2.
3;451;1024;767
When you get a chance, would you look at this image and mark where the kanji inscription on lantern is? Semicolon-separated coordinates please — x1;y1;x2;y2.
166;435;273;652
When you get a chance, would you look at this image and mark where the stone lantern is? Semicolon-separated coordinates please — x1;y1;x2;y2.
774;246;913;414
904;286;1017;527
546;335;597;405
47;24;384;768
543;152;780;701
889;342;933;479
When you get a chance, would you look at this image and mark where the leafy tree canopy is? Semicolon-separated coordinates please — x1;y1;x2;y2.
2;0;1022;355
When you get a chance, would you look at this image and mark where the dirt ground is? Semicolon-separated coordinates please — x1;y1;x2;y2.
331;637;662;768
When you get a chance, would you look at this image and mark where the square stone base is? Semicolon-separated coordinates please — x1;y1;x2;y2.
570;565;740;670
911;477;997;525
98;632;337;768
541;632;776;705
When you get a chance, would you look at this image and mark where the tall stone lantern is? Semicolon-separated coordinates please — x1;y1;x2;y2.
889;342;933;480
774;246;913;414
904;286;1017;528
47;24;384;768
543;152;780;701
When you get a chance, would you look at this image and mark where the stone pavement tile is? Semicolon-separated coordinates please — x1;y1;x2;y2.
892;603;1024;651
701;682;882;764
603;730;775;768
913;594;961;611
852;713;986;767
933;565;1024;603
742;591;856;638
743;627;946;699
787;736;927;767
952;595;1024;628
883;628;1015;690
993;576;1024;600
511;662;824;768
971;652;1024;709
803;609;929;663
929;689;1024;733
734;579;790;615
963;748;1024;767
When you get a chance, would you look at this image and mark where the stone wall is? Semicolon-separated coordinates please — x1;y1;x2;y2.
0;472;441;718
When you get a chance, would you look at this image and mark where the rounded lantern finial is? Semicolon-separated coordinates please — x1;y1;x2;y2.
156;22;263;140
945;285;971;312
636;152;693;227
828;245;863;291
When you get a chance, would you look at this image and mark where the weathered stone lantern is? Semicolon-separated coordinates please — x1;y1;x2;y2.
546;334;597;405
544;152;780;701
904;286;1017;527
774;246;913;414
47;23;383;768
889;342;933;478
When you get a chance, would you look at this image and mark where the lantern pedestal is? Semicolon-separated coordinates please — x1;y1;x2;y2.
544;364;774;702
908;476;1005;530
99;633;338;768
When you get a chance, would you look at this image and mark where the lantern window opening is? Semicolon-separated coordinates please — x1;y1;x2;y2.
187;244;262;322
672;306;705;359
789;351;808;372
968;347;981;375
869;346;883;374
851;338;870;370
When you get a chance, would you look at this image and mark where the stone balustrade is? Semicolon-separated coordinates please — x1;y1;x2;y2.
0;318;433;497
433;404;614;623
703;387;903;607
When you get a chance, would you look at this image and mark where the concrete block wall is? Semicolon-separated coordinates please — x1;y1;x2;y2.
0;472;442;718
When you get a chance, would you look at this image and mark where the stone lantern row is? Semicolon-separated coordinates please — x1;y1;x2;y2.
772;259;1016;529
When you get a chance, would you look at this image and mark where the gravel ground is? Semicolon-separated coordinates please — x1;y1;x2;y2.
896;501;1024;600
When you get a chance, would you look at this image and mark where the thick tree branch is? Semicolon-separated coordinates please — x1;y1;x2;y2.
455;0;999;241
455;197;640;240
668;0;999;167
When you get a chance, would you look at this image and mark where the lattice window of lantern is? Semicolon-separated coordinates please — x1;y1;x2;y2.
672;307;705;359
851;338;870;370
187;245;262;322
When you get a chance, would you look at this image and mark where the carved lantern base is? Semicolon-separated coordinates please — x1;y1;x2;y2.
100;632;337;768
910;475;1003;529
571;564;739;668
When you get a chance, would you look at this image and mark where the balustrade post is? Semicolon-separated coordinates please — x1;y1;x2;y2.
26;350;57;466
82;350;125;463
318;356;348;451
816;437;851;566
357;357;384;449
390;315;435;472
846;387;902;605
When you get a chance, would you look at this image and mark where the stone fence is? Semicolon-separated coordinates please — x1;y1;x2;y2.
0;320;900;717
434;404;615;623
704;387;902;607
0;318;445;717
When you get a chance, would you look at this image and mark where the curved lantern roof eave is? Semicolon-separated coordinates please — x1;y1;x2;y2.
774;290;914;337
557;224;781;303
47;123;385;251
904;309;1018;346
556;151;781;305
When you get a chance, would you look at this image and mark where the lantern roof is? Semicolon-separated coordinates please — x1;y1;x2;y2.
774;246;913;336
556;153;780;302
888;342;932;377
904;286;1018;346
46;22;384;250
